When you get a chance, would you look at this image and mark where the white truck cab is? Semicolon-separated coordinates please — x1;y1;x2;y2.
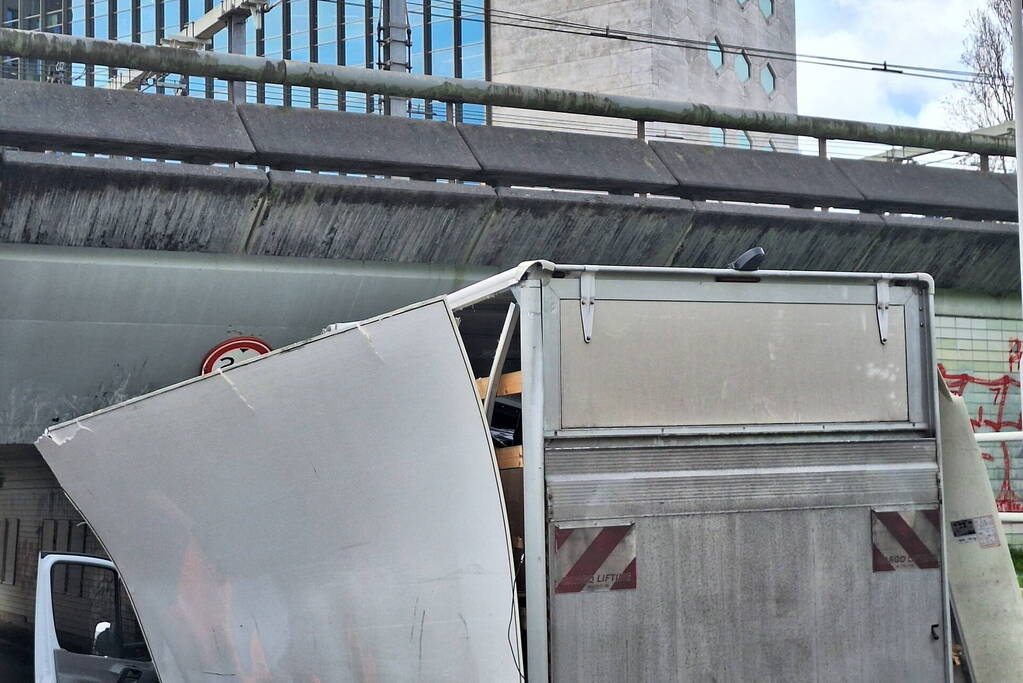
34;552;156;683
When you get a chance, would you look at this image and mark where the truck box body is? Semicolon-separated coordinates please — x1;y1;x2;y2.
520;267;946;682
36;262;948;682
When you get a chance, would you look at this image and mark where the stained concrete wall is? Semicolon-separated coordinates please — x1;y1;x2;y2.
489;0;796;148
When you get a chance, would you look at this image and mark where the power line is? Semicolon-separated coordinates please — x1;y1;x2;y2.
411;0;1006;87
6;0;1004;87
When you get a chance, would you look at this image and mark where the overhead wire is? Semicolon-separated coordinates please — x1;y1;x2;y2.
3;0;1007;86
411;0;1007;86
273;0;1004;86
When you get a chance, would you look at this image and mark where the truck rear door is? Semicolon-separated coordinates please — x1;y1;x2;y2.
36;299;522;682
529;269;947;682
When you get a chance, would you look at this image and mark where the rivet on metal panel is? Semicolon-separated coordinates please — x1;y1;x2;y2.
875;279;890;344
580;270;596;343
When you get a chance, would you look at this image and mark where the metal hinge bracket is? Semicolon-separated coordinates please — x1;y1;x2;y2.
580;270;596;343
876;279;890;345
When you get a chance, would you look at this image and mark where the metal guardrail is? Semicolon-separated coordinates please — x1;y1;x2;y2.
975;431;1023;443
0;27;1016;157
974;432;1023;527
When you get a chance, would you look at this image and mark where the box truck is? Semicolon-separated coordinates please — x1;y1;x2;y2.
35;261;948;682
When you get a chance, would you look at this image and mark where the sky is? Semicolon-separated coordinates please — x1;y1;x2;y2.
795;0;988;130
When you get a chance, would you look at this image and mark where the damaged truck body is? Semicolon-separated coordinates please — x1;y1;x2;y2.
34;261;949;682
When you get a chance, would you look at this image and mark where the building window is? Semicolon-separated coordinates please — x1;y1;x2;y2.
709;128;725;146
759;0;774;18
41;519;94;596
738;131;753;149
0;0;485;120
735;51;751;82
761;63;776;94
708;36;724;70
0;518;18;585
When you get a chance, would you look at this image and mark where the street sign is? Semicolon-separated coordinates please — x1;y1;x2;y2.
201;336;272;374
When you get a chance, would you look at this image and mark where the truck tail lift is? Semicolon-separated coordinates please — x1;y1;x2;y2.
36;261;955;682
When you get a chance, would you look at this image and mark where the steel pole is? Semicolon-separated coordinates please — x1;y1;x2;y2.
226;14;246;102
381;0;409;116
0;27;1015;156
1014;2;1023;328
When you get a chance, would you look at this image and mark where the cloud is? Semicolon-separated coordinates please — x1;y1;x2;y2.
796;0;986;130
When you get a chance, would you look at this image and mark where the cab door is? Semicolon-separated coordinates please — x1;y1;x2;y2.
35;553;157;683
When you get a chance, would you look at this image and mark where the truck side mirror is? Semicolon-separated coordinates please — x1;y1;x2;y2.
93;620;120;657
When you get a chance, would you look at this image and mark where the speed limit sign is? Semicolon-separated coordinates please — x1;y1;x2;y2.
201;336;272;374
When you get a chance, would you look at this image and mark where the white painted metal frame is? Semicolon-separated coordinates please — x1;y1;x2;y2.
483;302;519;423
975;431;1023;443
512;278;548;683
974;431;1023;527
446;263;937;313
34;553;117;683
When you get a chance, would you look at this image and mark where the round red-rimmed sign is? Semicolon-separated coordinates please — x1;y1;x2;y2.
201;336;273;375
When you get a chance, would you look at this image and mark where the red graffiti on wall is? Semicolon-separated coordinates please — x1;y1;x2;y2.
939;338;1023;512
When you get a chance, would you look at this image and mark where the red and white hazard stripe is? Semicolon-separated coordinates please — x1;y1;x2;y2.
871;508;941;572
554;524;636;594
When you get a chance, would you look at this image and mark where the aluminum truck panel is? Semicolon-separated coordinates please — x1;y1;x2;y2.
558;299;909;429
36;299;522;683
545;440;939;520
549;508;946;682
938;382;1023;680
525;269;947;682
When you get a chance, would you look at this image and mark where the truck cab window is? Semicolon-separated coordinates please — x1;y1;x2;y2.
51;563;150;663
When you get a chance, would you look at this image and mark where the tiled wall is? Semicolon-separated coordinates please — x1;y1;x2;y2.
935;315;1023;511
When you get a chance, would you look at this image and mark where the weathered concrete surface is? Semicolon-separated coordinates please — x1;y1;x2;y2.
249;171;497;262
675;202;1019;294
995;171;1018;197
0;243;495;444
0;77;1019;222
675;202;887;272
0;151;266;251
468;188;694;267
0;150;1018;293
833;158;1018;221
237;103;481;178
0;78;255;162
457;124;677;193
650;141;864;207
864;215;1018;294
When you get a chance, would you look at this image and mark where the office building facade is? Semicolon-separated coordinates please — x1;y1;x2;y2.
3;0;796;139
489;0;797;147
